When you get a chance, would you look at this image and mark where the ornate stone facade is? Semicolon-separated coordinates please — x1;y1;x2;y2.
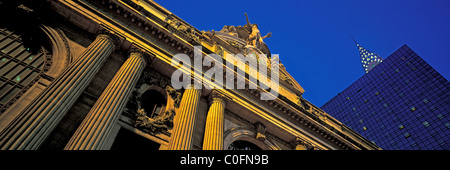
0;0;380;150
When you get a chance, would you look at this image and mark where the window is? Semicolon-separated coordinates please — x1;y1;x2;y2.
398;124;404;129
410;141;417;147
416;113;422;118
0;28;50;113
422;121;430;127
422;98;429;104
363;126;367;131
404;132;410;138
388;110;393;114
410;106;416;111
392;115;400;121
430;106;436;111
364;99;368;103
375;91;380;95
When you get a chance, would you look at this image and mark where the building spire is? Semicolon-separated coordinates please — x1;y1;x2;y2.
351;37;383;73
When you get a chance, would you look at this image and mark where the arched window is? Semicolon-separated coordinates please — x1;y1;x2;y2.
0;28;50;114
141;90;166;118
227;140;262;150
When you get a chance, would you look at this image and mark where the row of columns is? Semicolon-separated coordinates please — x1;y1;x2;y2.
168;88;314;150
0;33;117;150
169;89;313;150
0;32;308;150
0;32;151;150
0;30;228;150
65;51;147;150
167;89;226;150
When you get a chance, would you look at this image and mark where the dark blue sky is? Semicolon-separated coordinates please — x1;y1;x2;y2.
154;0;450;107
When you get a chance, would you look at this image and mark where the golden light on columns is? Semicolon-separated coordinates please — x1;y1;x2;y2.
65;49;148;150
167;87;201;150
0;32;116;150
202;91;227;150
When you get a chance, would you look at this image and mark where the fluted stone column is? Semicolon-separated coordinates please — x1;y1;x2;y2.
0;33;116;150
202;93;226;150
64;51;147;150
167;88;201;150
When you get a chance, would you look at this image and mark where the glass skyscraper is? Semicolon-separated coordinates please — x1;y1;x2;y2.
321;44;449;150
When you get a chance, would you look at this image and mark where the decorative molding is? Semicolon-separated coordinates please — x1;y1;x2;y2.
91;0;200;57
224;109;255;130
134;108;175;135
263;132;289;150
290;137;311;150
207;90;229;107
97;27;122;50
165;85;182;108
246;86;361;150
124;68;182;136
55;28;73;66
255;122;266;141
129;46;154;66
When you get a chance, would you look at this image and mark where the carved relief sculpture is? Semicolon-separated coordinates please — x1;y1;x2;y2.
165;85;182;108
135;108;175;135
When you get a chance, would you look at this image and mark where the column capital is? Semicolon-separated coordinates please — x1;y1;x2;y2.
129;47;154;66
208;91;229;107
97;28;121;50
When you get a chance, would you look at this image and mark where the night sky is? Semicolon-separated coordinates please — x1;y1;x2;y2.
154;0;450;107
